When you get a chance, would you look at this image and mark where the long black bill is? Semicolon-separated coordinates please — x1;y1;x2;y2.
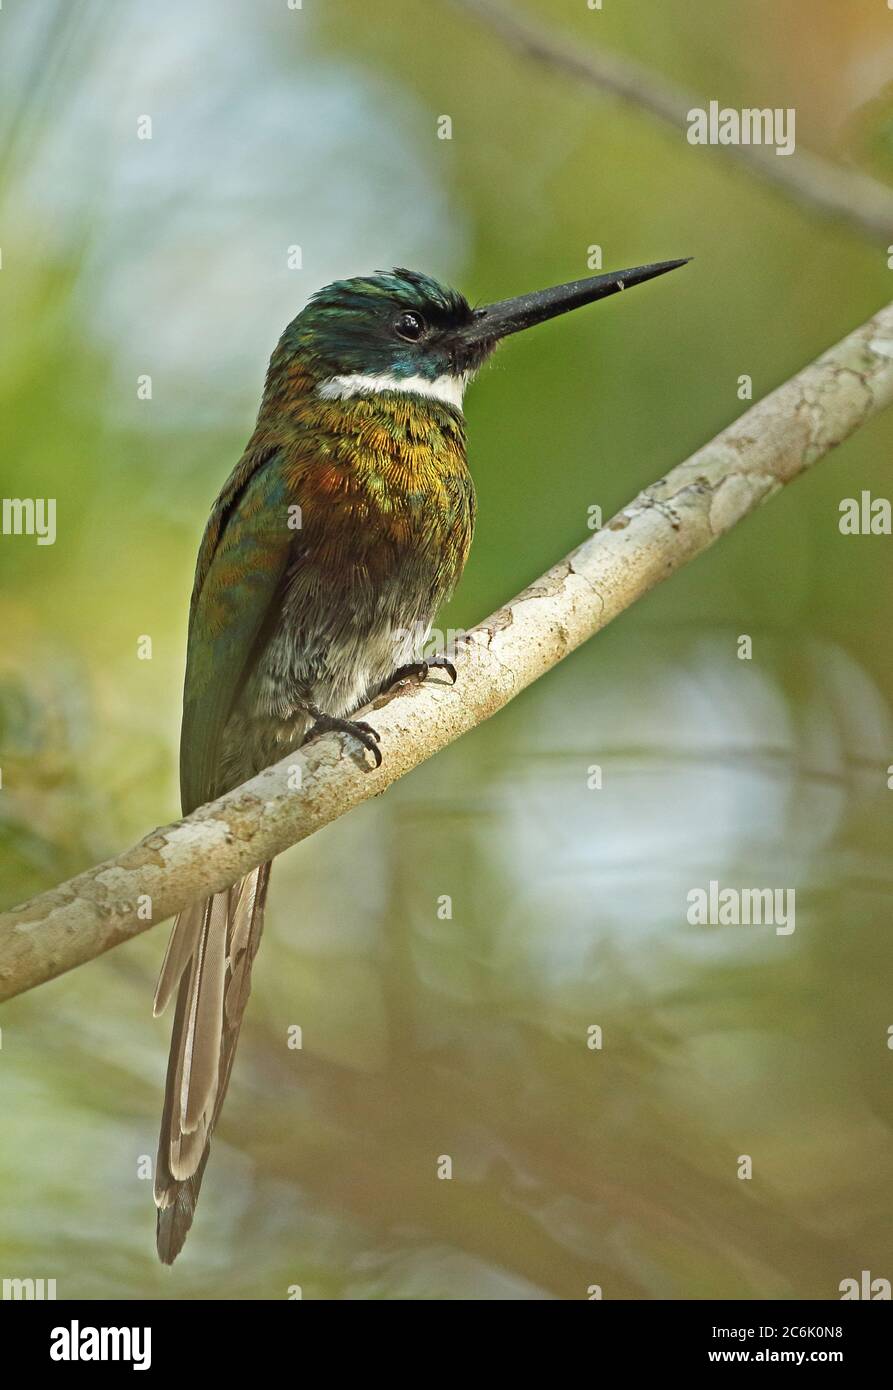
460;258;690;348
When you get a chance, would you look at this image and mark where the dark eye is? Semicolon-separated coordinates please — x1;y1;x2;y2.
394;310;426;341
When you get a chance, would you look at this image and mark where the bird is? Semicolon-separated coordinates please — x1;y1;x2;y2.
152;256;690;1263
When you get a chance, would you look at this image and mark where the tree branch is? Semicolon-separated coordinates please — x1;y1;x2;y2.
2;299;893;1002
449;0;893;245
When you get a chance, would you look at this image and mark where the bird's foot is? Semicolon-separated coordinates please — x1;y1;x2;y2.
305;709;382;768
388;655;457;689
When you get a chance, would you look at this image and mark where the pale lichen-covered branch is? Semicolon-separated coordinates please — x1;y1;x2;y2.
2;299;893;1003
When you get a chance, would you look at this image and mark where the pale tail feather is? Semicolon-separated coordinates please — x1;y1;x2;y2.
153;895;208;1018
153;862;271;1264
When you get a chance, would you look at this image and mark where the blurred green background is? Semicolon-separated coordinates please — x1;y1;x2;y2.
2;0;893;1300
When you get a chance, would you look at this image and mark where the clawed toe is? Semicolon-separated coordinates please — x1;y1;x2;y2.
306;713;383;768
387;656;457;691
388;661;427;688
428;655;457;684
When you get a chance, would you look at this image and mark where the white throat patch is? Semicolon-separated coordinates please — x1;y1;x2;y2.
316;371;466;410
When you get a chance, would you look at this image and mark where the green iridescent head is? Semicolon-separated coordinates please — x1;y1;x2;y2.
282;268;481;382
273;259;691;391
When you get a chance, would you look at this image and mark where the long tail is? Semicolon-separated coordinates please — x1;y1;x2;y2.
152;862;271;1264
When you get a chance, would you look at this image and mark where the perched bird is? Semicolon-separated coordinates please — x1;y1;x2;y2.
152;258;689;1262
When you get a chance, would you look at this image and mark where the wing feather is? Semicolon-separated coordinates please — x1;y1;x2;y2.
179;447;293;814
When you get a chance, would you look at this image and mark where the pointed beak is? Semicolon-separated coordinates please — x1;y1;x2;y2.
457;258;691;349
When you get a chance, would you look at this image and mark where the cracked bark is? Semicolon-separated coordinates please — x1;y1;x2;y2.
2;299;893;1002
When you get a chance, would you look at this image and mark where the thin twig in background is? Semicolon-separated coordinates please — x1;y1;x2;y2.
449;0;893;245
2;297;893;1002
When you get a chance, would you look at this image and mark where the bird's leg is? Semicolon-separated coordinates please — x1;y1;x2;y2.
302;703;382;768
387;655;457;689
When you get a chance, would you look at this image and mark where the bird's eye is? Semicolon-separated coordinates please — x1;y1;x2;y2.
394;310;426;341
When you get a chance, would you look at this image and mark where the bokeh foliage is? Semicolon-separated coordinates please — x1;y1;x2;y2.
1;0;892;1298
